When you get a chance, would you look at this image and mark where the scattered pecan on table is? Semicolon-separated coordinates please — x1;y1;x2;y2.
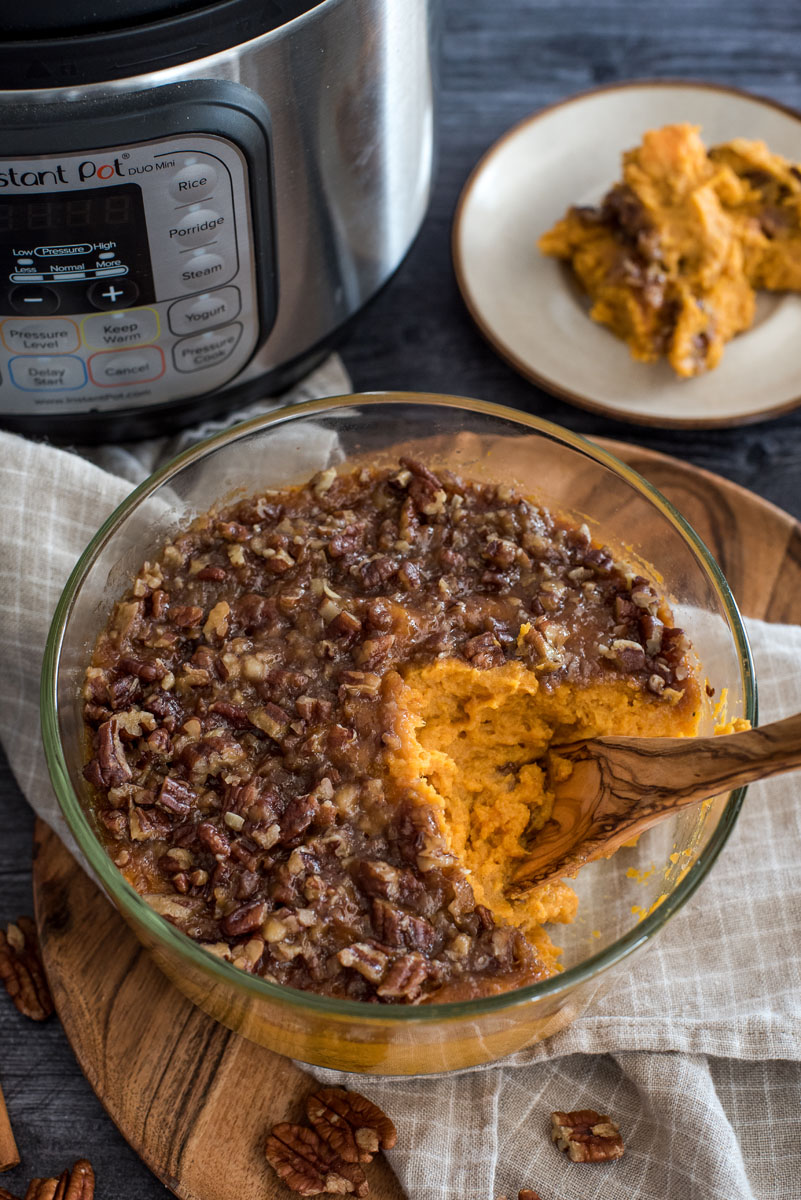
550;1109;625;1162
0;918;53;1022
306;1088;397;1164
265;1123;368;1196
2;1159;94;1200
266;1088;397;1195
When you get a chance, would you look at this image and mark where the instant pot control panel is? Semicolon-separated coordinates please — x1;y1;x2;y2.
0;134;263;416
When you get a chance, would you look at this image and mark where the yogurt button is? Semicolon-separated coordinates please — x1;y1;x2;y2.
169;163;218;202
179;253;230;290
168;287;241;335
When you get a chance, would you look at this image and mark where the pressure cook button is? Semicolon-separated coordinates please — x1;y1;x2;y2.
168;287;241;335
169;209;224;248
1;318;79;354
82;308;159;350
88;346;165;387
180;253;229;290
87;279;140;310
9;354;86;391
173;322;243;372
170;163;218;202
9;285;60;316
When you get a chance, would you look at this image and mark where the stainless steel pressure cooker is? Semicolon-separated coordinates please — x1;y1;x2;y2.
0;0;438;440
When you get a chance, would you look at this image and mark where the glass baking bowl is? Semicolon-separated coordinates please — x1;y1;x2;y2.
41;393;755;1075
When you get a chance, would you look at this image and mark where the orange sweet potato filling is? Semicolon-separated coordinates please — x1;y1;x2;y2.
385;656;701;971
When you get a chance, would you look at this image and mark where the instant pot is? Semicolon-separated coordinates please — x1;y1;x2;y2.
0;0;438;440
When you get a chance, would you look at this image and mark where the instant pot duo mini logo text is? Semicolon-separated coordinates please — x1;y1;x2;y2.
0;157;173;187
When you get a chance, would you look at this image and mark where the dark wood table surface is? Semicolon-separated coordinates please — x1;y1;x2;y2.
3;0;801;1195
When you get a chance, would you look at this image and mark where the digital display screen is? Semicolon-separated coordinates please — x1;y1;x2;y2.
0;184;155;315
0;190;139;234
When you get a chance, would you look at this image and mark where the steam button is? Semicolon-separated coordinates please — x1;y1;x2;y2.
170;163;218;202
179;253;229;290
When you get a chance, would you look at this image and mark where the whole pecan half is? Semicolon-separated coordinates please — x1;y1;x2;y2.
0;1187;19;1200
265;1123;367;1196
550;1109;624;1162
518;1190;543;1200
0;918;53;1021
18;1161;94;1200
306;1087;397;1164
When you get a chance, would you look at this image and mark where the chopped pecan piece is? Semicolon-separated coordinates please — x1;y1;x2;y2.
550;1109;624;1162
337;942;388;983
306;1087;397;1164
84;717;132;789
265;1123;367;1196
0;917;53;1021
375;952;429;1001
155;777;196;815
462;631;504;669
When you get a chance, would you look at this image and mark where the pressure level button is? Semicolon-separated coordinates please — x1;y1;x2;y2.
170;163;218;202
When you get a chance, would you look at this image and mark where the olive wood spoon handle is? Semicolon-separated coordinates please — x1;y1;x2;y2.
508;712;801;895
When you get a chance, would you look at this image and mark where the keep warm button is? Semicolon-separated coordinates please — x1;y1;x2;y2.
89;346;165;387
81;308;159;350
173;322;243;373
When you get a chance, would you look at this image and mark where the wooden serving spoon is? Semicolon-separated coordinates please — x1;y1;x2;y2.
508;713;801;895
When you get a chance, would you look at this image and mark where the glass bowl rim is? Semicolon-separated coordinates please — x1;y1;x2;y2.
41;391;757;1028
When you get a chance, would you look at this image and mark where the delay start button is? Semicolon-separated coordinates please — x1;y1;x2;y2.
168;287;241;336
88;346;165;387
173;322;243;372
9;354;86;391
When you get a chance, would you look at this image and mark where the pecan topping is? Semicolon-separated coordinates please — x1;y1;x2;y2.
550;1109;625;1162
306;1087;397;1164
265;1123;367;1196
82;460;699;1006
0;917;53;1021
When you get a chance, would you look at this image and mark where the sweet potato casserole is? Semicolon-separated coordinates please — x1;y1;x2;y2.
82;458;701;1003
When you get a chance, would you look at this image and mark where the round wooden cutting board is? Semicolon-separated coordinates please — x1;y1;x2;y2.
32;440;801;1200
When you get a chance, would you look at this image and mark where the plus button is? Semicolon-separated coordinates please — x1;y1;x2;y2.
87;278;139;310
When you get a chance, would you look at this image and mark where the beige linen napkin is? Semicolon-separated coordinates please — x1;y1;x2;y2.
1;385;799;1200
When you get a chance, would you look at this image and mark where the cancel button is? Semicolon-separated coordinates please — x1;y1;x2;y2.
173;322;243;373
88;346;165;387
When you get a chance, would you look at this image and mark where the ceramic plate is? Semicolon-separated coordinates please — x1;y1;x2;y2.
453;81;801;428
